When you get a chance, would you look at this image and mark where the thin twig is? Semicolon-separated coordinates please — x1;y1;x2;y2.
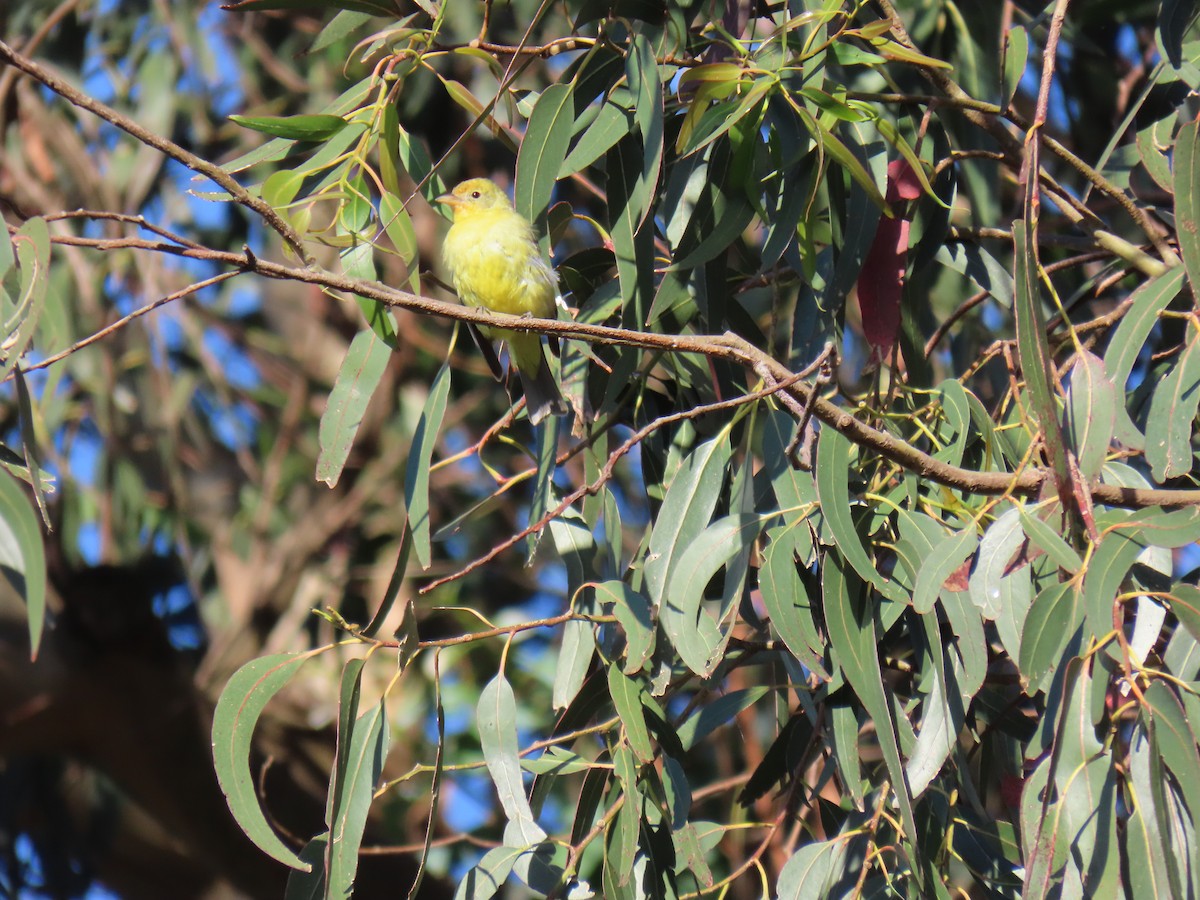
0;39;311;262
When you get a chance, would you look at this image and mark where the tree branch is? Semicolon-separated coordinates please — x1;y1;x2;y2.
12;225;1200;511
0;39;312;263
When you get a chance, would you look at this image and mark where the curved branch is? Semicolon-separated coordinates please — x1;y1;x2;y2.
0;39;312;264
13;228;1200;510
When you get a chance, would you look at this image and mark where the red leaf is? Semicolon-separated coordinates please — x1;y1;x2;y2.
855;160;919;357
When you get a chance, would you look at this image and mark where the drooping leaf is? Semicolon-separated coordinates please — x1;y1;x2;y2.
608;665;654;763
1019;581;1085;694
1064;350;1116;480
823;552;921;865
405;362;451;569
815;427;904;601
643;434;730;609
1146;326;1200;481
912;527;977;615
478;673;547;848
662;513;761;674
0;470;46;659
516;82;574;252
316;328;391;487
326;694;388;895
212;651;324;870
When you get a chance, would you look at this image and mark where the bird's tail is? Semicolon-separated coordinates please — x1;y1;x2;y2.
518;352;568;426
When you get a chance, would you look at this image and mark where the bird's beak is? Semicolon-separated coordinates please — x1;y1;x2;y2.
435;192;458;208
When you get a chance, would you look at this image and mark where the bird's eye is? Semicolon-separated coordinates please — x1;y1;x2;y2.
471;190;482;199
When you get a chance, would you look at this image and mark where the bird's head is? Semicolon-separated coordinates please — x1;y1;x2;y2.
436;178;512;217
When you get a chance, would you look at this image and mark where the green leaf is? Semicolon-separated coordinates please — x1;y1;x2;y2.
1002;26;1029;108
11;369;49;530
594;580;655;674
316;328;391;488
625;32;663;235
661;167;758;275
2;217;49;384
1013;218;1072;502
1105;266;1184;389
1018;505;1083;574
609;746;640;884
527;414;562;564
212;651;322;870
933;242;1014;308
521;747;594;776
341;240;397;345
311;8;375;52
762;408;819;529
228;113;347;141
676;686;770;751
643;434;730;609
549;518;597;710
1137;115;1176;194
1144;680;1200;876
1176;113;1200;293
479;674;547;847
969;506;1032;658
454;845;522;900
1167;582;1200;644
261;167;304;211
379;191;418;271
932;378;971;466
815;427;904;601
759;524;827;677
1064;350;1116;480
221;80;372;175
662;513;761;675
1160;0;1200;68
1055;661;1120;896
797;107;887;212
327;695;388;896
1141;505;1200;546
284;835;328;899
607;138;656;327
1019;581;1085;694
561;98;632;178
911;527;977;614
676;80;771;158
405;362;451;569
776;837;851;900
1129;725;1187;900
1084;517;1146;641
0;222;13;278
1146;327;1200;481
516;82;574;252
608;665;654;763
0;469;46;659
822;553;921;861
671;820;712;887
906;610;961;797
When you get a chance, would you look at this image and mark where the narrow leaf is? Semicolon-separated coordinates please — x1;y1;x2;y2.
212;651;322;870
479;674;546;847
405;362;451;569
0;470;46;659
228;113;347;141
1146;327;1200;481
317;329;391;487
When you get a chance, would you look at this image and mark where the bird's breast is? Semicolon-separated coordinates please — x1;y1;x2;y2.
443;215;556;318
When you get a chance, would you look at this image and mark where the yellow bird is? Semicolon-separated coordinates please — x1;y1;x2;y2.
437;178;568;425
